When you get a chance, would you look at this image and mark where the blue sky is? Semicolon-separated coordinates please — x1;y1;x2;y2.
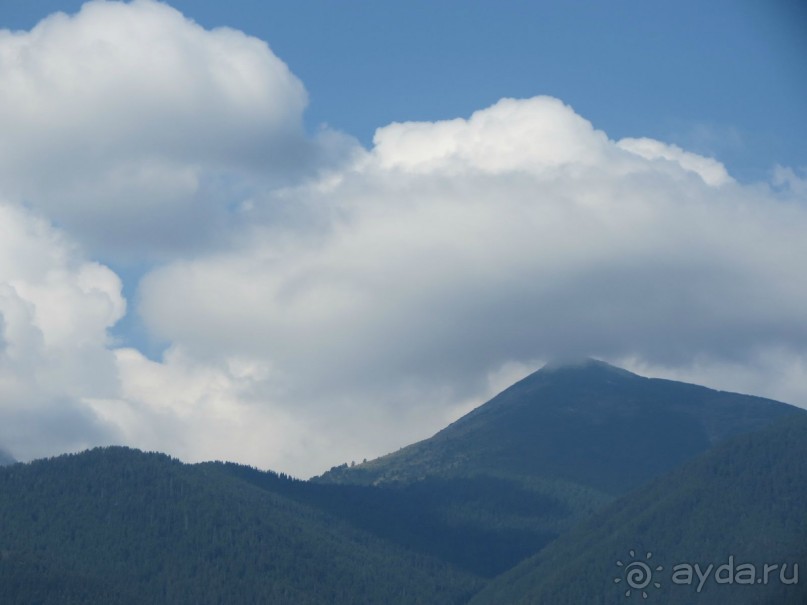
0;1;805;475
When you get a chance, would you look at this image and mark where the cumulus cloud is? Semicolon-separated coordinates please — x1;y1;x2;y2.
129;96;807;474
0;0;351;259
371;97;612;174
772;165;807;198
616;137;733;186
92;344;514;475
2;3;806;477
0;201;125;459
141;97;807;377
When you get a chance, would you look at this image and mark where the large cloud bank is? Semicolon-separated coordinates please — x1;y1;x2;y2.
0;0;348;258
0;202;124;458
1;1;806;476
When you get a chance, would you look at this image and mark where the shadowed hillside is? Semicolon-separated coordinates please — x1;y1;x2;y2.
1;361;803;602
314;360;802;576
0;447;480;605
471;414;807;605
319;360;801;493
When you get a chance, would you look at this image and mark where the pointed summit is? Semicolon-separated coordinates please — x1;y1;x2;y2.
539;357;637;376
320;361;803;495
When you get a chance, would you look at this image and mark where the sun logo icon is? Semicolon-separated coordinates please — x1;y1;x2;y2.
614;550;663;599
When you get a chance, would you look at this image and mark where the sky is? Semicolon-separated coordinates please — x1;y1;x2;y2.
0;0;805;477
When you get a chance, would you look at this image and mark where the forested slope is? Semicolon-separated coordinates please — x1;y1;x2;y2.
0;447;480;605
471;415;807;605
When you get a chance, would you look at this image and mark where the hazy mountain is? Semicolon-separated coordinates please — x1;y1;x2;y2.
314;360;802;575
319;359;801;494
471;414;807;605
1;361;803;602
216;461;567;577
0;447;480;605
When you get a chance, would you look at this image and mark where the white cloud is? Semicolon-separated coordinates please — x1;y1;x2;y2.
131;97;807;474
83;345;489;476
372;97;611;174
617;137;733;186
0;201;125;459
1;4;806;477
771;165;807;198
0;0;349;259
86;346;310;470
141;98;807;377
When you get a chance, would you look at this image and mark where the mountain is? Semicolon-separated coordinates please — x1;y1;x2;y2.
319;359;801;494
215;461;565;578
1;360;803;602
315;360;803;575
0;447;480;605
470;413;807;605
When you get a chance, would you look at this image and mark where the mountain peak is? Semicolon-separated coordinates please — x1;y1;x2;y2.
483;358;640;404
539;357;637;377
321;360;803;494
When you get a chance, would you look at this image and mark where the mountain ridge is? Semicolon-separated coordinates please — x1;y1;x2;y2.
317;358;802;493
471;413;807;604
0;446;480;604
1;360;804;601
310;359;804;577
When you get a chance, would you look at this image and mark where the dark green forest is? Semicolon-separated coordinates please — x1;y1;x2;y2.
1;360;804;604
320;360;799;493
0;448;479;604
471;414;807;605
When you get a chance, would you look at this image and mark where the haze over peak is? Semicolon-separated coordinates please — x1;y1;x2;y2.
321;361;803;494
538;357;638;375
